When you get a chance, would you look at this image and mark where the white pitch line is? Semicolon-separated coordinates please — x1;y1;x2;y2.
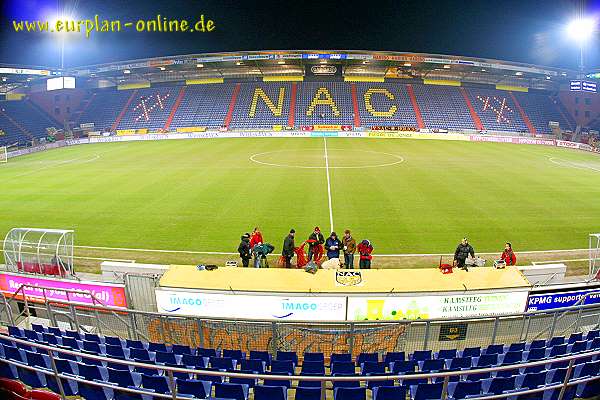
323;137;334;233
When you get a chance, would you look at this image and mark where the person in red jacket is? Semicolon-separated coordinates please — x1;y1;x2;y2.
500;242;517;266
357;239;373;269
249;227;264;268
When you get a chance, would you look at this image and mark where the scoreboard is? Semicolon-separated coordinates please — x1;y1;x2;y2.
570;80;597;93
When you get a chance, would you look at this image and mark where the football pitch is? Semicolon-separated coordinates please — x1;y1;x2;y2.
1;137;600;260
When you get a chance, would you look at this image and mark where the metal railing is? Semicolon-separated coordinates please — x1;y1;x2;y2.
2;294;600;358
1;333;599;400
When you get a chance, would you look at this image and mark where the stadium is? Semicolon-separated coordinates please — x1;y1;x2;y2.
1;1;600;400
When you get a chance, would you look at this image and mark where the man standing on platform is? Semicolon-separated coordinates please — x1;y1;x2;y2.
454;237;475;270
238;233;251;268
282;229;296;268
307;227;325;261
326;232;343;260
250;227;264;268
342;229;356;269
357;239;373;269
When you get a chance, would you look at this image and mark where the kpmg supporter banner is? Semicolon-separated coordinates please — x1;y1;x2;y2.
155;289;346;321
527;288;600;311
0;272;127;308
347;291;529;320
368;131;469;141
470;135;555;146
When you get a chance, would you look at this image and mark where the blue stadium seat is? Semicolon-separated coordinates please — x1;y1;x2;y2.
197;347;218;358
55;358;78;375
83;340;104;354
181;353;207;368
448;380;482;399
547;337;565;347
567;332;583;344
17;366;47;388
85;333;103;343
41;333;58;346
390;360;417;374
141;374;170;394
501;351;523;364
222;349;245;363
421;359;445;372
331;362;356;375
517;371;546;390
461;347;481;358
332;373;361;389
229;369;258;388
105;337;123;347
47;375;79;396
129;348;151;361
330;353;352;366
449;357;472;370
303;352;325;364
264;371;292;388
155;351;177;365
383;352;405;364
176;379;211;399
240;358;266;373
356;352;378;366
249;350;271;367
147;342;168;353
373;385;407;400
484;344;505;355
254;384;287;400
210;356;236;371
107;368;140;388
411;350;432;362
78;362;107;381
79;382;115;400
271;360;295;375
294;387;321;400
301;361;325;375
411;382;442;400
276;351;298;366
508;342;526;352
437;349;457;359
334;386;366;400
214;382;249;400
483;376;516;395
361;361;386;375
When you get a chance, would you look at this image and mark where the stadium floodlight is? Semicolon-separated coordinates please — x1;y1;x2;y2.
566;17;596;43
566;16;597;72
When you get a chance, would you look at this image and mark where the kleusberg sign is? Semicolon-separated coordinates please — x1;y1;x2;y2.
347;291;529;320
527;288;600;311
155;289;346;321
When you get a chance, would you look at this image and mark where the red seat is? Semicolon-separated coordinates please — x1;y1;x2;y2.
28;390;61;400
0;378;29;400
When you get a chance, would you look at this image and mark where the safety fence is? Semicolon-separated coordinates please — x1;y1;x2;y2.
0;333;599;400
1;292;600;357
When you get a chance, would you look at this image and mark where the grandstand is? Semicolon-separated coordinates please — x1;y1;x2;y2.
0;81;583;144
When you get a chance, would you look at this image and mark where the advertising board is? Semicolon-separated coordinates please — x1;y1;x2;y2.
0;272;127;308
347;291;529;320
155;289;347;321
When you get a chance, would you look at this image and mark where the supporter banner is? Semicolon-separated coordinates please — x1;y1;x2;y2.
116;128;148;136
312;125;352;131
347;291;528;320
155;289;346;321
527;288;600;311
176;127;207;133
368;131;469;141
470;135;555;146
300;126;314;131
0;272;127;308
371;126;418;131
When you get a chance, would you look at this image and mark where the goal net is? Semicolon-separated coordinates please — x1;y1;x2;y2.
0;146;6;163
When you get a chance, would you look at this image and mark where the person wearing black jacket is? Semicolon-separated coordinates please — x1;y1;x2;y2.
282;229;296;268
307;227;325;261
237;233;251;268
454;237;475;270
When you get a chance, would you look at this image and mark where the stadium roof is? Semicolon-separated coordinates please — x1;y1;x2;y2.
0;50;593;94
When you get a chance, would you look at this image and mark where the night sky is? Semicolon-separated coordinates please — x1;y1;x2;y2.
0;0;599;70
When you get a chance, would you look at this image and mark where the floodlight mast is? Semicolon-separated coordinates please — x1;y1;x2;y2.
566;16;597;72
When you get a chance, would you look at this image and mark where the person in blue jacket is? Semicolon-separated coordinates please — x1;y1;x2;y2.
325;232;343;260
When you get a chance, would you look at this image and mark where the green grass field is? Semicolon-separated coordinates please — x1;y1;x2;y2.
1;138;600;260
